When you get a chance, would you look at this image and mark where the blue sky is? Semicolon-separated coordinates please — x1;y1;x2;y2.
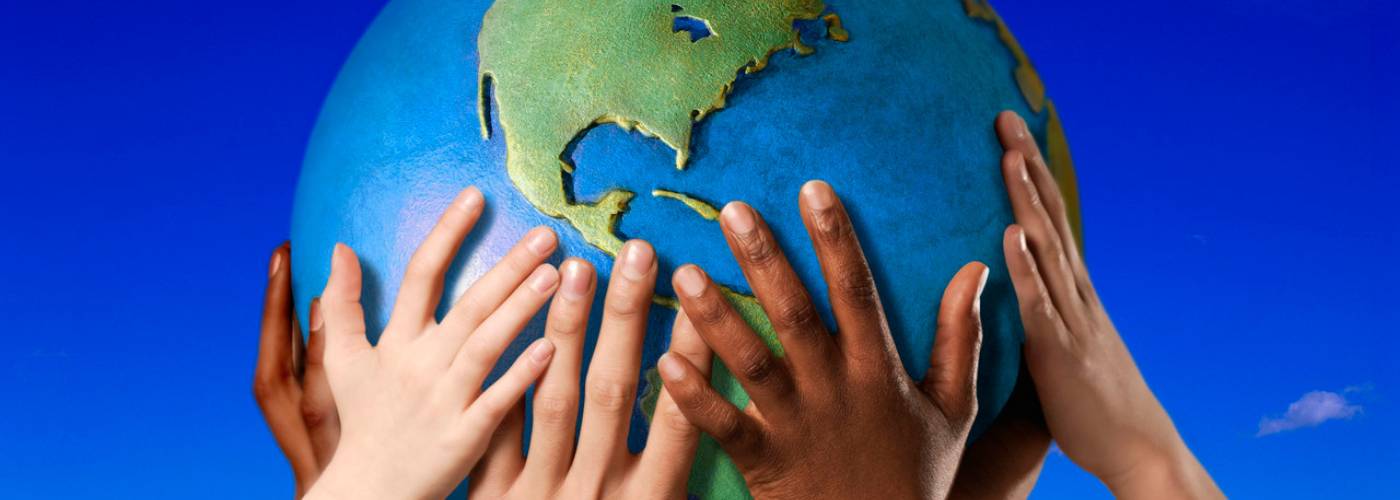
0;0;1393;497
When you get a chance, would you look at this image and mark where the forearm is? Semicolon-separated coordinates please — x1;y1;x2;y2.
1103;439;1222;500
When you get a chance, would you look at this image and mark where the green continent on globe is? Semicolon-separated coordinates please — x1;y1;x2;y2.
477;0;839;257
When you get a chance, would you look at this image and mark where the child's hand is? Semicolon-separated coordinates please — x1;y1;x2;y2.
253;243;339;498
469;243;714;499
658;181;988;499
303;187;562;500
993;112;1221;498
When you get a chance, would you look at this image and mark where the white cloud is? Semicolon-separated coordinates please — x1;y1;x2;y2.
1257;390;1362;437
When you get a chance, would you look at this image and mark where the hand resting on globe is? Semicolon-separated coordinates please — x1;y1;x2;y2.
657;180;989;499
949;112;1223;499
469;242;715;499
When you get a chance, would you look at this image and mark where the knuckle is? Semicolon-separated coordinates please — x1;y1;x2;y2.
531;393;578;425
811;207;854;243
736;232;781;268
585;378;636;412
692;295;733;327
603;294;646;321
736;345;781;387
404;256;439;282
832;265;879;311
655;402;700;439
251;369;291;401
771;294;819;331
546;311;586;339
299;398;332;428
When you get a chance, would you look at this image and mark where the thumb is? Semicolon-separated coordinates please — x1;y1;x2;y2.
320;243;371;358
922;262;988;424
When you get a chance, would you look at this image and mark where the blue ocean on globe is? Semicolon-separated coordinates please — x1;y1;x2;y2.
290;0;1080;496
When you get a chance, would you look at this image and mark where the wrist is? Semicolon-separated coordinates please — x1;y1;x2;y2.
1102;439;1220;500
303;449;402;500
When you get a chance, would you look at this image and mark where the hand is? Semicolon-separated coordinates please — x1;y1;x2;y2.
253;243;339;498
994;111;1221;498
303;187;564;500
470;242;714;499
658;180;988;499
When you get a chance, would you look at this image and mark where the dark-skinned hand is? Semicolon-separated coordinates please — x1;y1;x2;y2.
658;180;989;500
253;243;339;498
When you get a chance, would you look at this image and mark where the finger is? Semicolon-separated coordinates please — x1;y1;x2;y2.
719;201;834;377
301;299;340;470
521;258;594;484
448;264;559;390
385;187;484;338
1001;151;1088;329
461;339;556;455
440;226;557;333
638;312;713;493
796;180;896;368
996;111;1084;267
255;243;297;398
1003;226;1073;354
656;351;764;469
320;243;371;357
253;244;320;489
474;400;527;492
922;262;988;426
673;264;794;413
575;240;656;469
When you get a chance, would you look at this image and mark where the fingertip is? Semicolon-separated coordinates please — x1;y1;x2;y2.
528;338;556;366
658;352;687;383
799;180;836;211
672;264;708;298
559;258;596;301
456;185;484;212
525;226;558;257
268;242;289;279
308;298;324;333
526;263;560;294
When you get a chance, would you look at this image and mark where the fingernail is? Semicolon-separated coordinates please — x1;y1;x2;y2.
309;299;324;332
330;243;350;276
801;180;835;210
526;228;557;256
528;265;559;294
560;259;593;301
1016;227;1029;253
1018;154;1031;183
658;353;686;382
721;202;757;236
268;248;283;278
674;265;706;297
620;240;654;281
1015;113;1029;139
456;186;483;212
529;338;556;364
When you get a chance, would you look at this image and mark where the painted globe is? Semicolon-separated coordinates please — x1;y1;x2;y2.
291;0;1081;496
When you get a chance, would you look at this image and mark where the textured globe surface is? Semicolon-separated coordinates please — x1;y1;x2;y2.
291;0;1080;496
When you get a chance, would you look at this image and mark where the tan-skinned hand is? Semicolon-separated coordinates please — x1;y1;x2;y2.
658;180;989;500
470;243;714;499
973;111;1223;499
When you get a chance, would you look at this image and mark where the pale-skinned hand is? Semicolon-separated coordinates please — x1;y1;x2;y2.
301;187;564;500
470;242;714;499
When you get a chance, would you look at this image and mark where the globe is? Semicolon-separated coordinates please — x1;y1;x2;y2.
290;0;1082;496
